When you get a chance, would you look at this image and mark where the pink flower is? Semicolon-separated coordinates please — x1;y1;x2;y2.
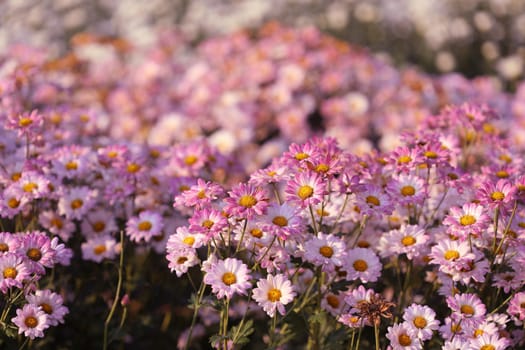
57;186;97;220
16;231;56;274
224;183;269;220
284;170;326;208
378;225;429;260
188;207;228;239
126;210;164;243
252;274;295;317
12;303;49;339
443;203;490;240
386;322;421;350
81;235;117;263
507;292;525;324
258;203;305;240
476;179;516;211
446;293;486;328
166;246;199;277
303;233;346;272
203;258;251;300
26;289;68;326
0;254;30;293
174;179;224;209
342;247;382;283
402;304;439;341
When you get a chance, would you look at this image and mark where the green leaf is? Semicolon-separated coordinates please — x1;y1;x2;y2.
230;319;254;347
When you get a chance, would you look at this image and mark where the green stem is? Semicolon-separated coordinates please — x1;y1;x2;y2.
184;280;207;350
374;322;380;350
103;230;125;350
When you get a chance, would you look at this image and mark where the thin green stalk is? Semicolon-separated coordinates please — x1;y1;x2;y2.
309;205;318;235
103;230;125;350
235;219;248;253
374;322;380;350
184;279;207;350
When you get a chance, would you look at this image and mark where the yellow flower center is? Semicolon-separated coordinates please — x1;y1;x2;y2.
272;216;288;227
26;248;42;261
50;217;63;229
353;259;368;272
496;170;509;179
326;294;340;308
3;267;17;279
127;163;141;173
65;161;78;170
297;185;314;200
197;190;206;199
459;215;476;226
138;221;152;231
398;333;412;346
201;219;214;229
0;243;8;252
319;246;334;258
70;199;83;210
22;182;38;193
93;245;106;255
474;329;484;337
177;257;188;264
460;304;475;315
451;323;462;333
24;316;38;328
11;172;21;181
480;346;495;350
490;191;505;201
365;195;380;206
315;164;329;173
19;118;33;127
424;151;438;159
444;250;460;261
400;185;416;197
250;228;263;238
39;303;53;314
413;316;427;329
222;272;237;286
7;198;20;209
316;208;329;216
401;236;416;246
184;155;198;166
92;221;105;232
183;236;196;246
239;195;257;208
295;152;309;160
398;156;412;164
267;288;282;302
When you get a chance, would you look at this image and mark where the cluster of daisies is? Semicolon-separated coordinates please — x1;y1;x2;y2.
167;103;525;349
1;23;525;348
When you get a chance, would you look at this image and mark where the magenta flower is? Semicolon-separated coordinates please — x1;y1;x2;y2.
26;289;68;326
258;203;305;240
284;170;326;208
0;254;30;293
476;179;516;211
126;210;164;243
224;183;269;220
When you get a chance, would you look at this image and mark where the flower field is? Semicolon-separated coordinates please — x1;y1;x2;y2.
1;22;525;349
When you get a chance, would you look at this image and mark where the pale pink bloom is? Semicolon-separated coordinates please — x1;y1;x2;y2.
203;258;251;300
252;274;295;317
26;289;68;326
12;303;49;339
81;235;117;263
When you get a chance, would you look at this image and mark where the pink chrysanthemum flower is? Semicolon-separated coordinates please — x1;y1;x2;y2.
174;179;224;209
469;333;509;350
80;208;118;238
402;304;440;341
507;292;525;324
386;322;422;350
378;225;429;260
203;258;251;300
224;183;269;220
188;207;228;239
0;232;19;255
6;109;44;139
386;173;426;207
258;203;305;240
50;237;72;266
39;210;75;242
356;183;393;217
11;303;49;339
0;186;29;219
249;161;289;186
16;231;56;274
252;274;295;317
446;293;486;327
126;210;164;243
0;254;30;293
321;291;346;317
429;239;476;275
443;203;490;240
303;233;346;272
342;247;382;283
167;226;208;250
284;170;326;208
52;145;92;180
81;235;117;263
338;312;363;328
15;171;50;200
385;146;422;174
26;289;68;326
166;246;199;277
57;186;97;220
476;179;517;211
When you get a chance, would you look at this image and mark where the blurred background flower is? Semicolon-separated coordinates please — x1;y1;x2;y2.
2;0;525;86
